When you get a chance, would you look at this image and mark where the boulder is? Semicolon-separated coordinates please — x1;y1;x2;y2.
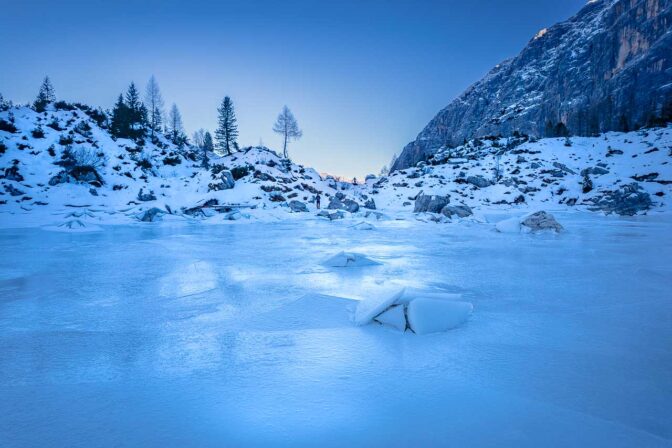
2;165;23;182
363;198;376;210
48;171;72;186
317;210;344;220
440;204;473;219
520;211;563;233
328;196;359;213
138;207;165;222
467;175;493;188
289;200;308;212
414;194;449;213
590;182;652;216
220;170;236;189
4;184;25;196
137;188;157;202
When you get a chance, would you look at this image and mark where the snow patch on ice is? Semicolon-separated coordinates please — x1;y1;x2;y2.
321;251;382;268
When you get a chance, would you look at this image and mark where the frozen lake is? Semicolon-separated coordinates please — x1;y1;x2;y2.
0;213;671;447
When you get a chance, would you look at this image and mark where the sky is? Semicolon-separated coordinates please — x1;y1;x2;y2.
0;0;587;179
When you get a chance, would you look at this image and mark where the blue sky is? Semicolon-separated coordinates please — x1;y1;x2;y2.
1;0;586;178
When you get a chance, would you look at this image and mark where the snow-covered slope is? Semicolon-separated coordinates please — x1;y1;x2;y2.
372;127;672;216
2;104;671;228
0;105;365;228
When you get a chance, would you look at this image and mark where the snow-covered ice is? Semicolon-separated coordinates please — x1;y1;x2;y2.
320;251;381;268
0;213;671;447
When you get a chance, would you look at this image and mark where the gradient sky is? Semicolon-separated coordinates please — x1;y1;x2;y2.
1;0;587;178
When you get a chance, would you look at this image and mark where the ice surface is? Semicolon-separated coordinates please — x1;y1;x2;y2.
0;213;671;447
407;299;473;334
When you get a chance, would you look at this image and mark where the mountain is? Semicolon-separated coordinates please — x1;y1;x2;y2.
393;0;672;171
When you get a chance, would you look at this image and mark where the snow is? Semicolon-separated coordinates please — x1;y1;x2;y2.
407;299;473;334
0;213;671;446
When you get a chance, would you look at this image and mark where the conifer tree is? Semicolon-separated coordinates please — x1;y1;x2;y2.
34;76;56;112
272;105;302;158
202;131;214;169
110;94;129;138
215;96;238;156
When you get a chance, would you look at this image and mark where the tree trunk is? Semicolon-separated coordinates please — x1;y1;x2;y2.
283;132;288;158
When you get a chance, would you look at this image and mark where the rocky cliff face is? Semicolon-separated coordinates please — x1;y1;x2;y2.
394;0;672;171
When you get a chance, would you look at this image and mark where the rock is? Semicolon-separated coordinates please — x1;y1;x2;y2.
552;162;576;175
440;205;473;219
2;165;23;182
414;194;449;213
406;299;473;334
327;196;359;213
516;155;527;163
520;211;563;233
590;182;652;216
363;198;376;210
288;200;308;212
138;207;165;222
582;174;593;193
48;171;71;186
580;166;609;176
513;194;526;204
89;188;98;196
269;192;286;202
4;184;25;196
466;175;493;188
220;170;235;189
137;188;157;201
317;210;344;220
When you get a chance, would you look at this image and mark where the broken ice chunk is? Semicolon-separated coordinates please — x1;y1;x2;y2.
407;299;473;335
373;304;406;331
354;288;406;326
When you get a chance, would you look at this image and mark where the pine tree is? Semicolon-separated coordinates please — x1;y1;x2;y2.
192;129;206;149
34;76;56;112
272;105;302;158
215;96;238;156
202;131;214;169
144;76;164;138
110;94;129;138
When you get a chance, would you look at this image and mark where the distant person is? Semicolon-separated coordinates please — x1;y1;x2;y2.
316;193;321;209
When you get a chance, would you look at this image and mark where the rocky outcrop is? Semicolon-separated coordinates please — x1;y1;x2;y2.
394;0;672;171
590;182;653;215
414;194;449;213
